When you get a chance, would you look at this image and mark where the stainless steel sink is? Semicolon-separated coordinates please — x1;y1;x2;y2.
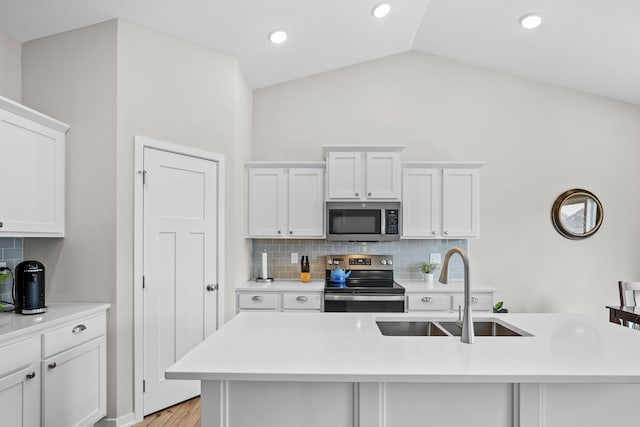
376;318;531;337
376;320;448;336
438;320;527;337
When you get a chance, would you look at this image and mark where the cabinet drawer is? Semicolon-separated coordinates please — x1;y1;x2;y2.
452;294;493;311
282;293;322;311
0;336;40;376
407;294;451;311
43;313;106;358
238;293;278;310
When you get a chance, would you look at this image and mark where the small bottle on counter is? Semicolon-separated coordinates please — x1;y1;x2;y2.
300;255;311;283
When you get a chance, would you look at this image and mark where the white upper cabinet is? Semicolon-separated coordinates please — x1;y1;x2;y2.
402;163;482;239
246;163;325;238
324;146;403;201
442;168;480;237
0;96;69;237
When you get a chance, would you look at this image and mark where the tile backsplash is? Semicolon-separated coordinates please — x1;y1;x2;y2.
0;237;23;302
251;239;469;282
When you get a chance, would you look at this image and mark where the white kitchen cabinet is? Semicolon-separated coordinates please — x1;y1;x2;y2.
402;163;482;239
246;163;324;238
236;281;325;313
0;336;41;427
41;313;107;427
236;288;323;313
407;290;494;312
0;96;69;237
324;146;403;201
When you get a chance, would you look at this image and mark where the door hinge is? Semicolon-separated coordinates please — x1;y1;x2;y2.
138;169;148;184
142;276;146;289
143;380;146;393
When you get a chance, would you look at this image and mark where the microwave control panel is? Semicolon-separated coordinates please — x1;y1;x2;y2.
385;209;399;234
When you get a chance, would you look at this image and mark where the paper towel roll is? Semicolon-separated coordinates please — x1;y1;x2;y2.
261;251;268;279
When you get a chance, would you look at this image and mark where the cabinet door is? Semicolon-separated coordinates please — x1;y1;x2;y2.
288;168;324;237
0;108;65;237
402;168;441;238
247;168;287;237
326;152;361;199
0;337;40;427
42;337;107;427
365;152;401;200
452;293;493;312
442;168;479;238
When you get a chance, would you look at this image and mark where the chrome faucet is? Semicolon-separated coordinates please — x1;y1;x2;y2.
439;247;474;344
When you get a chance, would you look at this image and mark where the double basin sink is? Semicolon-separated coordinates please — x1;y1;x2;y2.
376;318;531;337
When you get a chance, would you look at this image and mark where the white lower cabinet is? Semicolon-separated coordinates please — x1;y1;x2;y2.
237;291;322;313
0;337;40;427
407;291;494;312
42;336;106;427
0;307;107;427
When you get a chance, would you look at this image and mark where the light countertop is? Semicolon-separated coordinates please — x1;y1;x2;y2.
166;311;640;383
0;302;110;344
397;280;495;293
236;279;494;293
237;279;324;291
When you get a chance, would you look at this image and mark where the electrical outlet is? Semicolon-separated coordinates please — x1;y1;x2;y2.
430;253;441;264
291;253;298;264
0;261;6;269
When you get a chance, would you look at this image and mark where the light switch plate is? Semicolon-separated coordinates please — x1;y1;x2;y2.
291;253;298;264
430;253;441;264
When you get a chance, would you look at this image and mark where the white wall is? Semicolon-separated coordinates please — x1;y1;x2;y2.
254;51;640;318
0;31;22;102
22;19;253;422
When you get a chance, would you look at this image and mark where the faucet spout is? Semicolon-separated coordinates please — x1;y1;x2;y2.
438;247;474;344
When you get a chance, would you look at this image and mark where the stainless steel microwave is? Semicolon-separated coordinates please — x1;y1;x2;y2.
326;202;401;241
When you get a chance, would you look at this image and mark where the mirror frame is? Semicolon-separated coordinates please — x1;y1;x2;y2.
551;189;603;240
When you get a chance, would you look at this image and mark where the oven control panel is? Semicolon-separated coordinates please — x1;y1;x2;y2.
326;255;394;270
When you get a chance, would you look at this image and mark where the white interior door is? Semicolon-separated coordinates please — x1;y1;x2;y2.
143;147;219;415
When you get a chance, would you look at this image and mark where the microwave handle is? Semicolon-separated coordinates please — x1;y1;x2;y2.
381;209;386;235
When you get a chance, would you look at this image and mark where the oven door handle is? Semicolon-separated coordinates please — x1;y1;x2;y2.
324;295;405;302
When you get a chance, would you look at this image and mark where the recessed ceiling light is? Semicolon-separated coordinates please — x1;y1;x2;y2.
372;3;391;18
519;14;542;29
268;30;287;44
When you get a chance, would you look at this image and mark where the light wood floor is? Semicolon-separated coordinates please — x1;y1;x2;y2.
134;397;200;427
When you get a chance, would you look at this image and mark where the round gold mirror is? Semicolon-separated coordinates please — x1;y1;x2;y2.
551;189;603;240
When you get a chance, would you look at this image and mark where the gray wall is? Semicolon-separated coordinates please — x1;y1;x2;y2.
253;51;640;318
22;20;253;422
0;31;21;102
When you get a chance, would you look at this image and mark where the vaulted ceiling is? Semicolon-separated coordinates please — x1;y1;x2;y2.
1;0;639;105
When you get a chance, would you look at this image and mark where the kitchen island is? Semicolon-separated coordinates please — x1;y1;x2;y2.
166;311;640;427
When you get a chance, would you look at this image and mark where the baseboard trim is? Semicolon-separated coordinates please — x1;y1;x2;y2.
94;412;137;427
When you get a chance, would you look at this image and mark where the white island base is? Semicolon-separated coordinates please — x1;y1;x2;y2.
166;312;640;427
200;380;638;427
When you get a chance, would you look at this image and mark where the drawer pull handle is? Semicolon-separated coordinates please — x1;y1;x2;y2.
421;297;433;302
471;297;478;303
72;324;87;333
296;296;308;303
252;296;263;302
26;371;36;380
48;362;57;369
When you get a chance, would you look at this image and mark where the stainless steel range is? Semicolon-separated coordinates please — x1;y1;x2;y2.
323;254;405;312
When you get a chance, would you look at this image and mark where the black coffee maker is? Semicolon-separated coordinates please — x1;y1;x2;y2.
15;260;47;315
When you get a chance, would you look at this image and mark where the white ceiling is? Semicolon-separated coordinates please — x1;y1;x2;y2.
1;0;639;105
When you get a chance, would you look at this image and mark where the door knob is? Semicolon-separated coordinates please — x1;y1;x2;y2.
206;284;218;292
